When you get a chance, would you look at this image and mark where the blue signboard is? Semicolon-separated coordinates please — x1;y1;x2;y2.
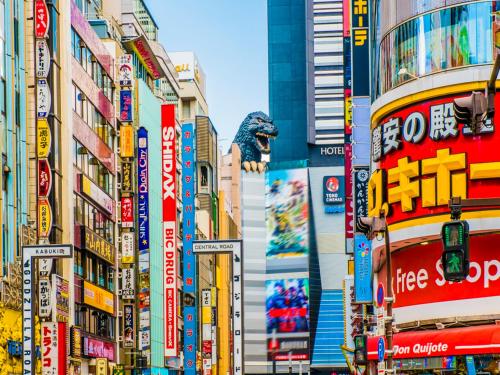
466;356;476;375
377;337;385;363
120;90;133;122
182;123;197;374
354;234;372;303
137;127;149;254
323;176;345;205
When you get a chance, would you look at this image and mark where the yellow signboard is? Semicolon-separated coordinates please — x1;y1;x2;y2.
37;118;51;158
96;358;108;375
38;198;52;238
120;125;134;158
84;281;114;314
83;227;115;264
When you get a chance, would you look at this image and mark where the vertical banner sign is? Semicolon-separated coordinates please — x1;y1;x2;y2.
232;244;243;375
354;234;372;303
41;322;58;375
182;122;196;373
121;162;133;193
121;232;134;263
353;167;370;232
39;279;52;317
57;322;67;375
137;126;151;352
38;159;52;197
37;79;51;118
119;54;133;86
123;304;135;348
120;90;133;122
35;0;49;38
36;40;50;78
121;197;134;228
120;125;134;158
37;119;51;158
121;268;135;299
202;289;212;362
161;105;178;357
351;0;370;96
345;143;354;253
38;198;52;238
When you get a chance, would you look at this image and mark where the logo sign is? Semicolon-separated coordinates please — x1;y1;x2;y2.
377;337;385;363
119;54;133;86
38;159;52;197
39;279;52;318
70;326;82;358
37;119;51;158
138;127;150;253
122;268;135;299
41;322;58;375
121;197;134;228
120;90;133;122
123;304;135;348
121;162;133;192
323;176;345;205
121;232;135;263
162;105;178;357
354;234;372;303
354;166;369;232
23;245;72;375
35;0;49;38
120;125;134;158
37;79;51;118
36;39;50;78
38;198;52;238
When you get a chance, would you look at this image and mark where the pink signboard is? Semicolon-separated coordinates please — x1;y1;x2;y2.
83;336;115;361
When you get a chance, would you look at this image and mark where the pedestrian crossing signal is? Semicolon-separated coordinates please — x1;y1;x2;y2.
354;334;368;365
441;221;469;282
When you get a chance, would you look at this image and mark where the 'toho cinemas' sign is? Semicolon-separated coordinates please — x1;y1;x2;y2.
161;104;178;357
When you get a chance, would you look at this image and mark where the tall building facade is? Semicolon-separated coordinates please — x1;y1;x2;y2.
266;0;350;373
363;1;500;373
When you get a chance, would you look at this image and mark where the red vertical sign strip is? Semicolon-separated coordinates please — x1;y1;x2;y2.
161;104;178;357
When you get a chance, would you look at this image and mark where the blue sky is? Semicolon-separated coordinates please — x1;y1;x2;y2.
146;0;268;150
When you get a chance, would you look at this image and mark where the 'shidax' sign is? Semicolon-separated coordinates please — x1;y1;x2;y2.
23;245;72;375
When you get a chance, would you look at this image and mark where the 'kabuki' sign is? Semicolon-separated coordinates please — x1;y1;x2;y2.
161;104;178;357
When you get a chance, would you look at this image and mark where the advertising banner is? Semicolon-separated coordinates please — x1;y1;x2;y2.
52;274;69;322
122;268;135;299
118;54;133;86
39;279;51;317
83;337;115;361
36;40;50;78
37;79;51;118
266;278;310;361
83;281;114;314
354;234;372;303
350;0;370;96
119;90;133;122
353;167;370;232
121;197;134;228
121;161;133;193
370;93;500;225
162;105;178;357
265;169;309;261
70;326;82;358
38;159;52;197
38;198;52;238
120;125;134;158
138;127;150;253
121;232;134;263
35;0;49;38
182;122;196;373
81;175;113;214
82;227;115;264
37;118;51;158
123;304;135;348
41;322;58;375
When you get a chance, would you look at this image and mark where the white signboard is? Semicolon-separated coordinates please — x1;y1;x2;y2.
202;290;211;307
37;79;51;118
194;240;243;375
36;40;51;78
39;258;53;277
118;54;133;86
377;307;386;336
39;279;52;318
22;245;72;375
41;322;58;375
121;232;134;263
122;268;135;299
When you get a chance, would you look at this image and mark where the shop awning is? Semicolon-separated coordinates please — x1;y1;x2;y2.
367;324;500;360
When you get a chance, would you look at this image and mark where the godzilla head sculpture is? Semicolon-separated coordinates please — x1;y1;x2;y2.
231;111;278;172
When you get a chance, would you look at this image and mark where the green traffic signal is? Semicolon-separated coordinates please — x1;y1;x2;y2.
354;334;367;365
441;221;470;282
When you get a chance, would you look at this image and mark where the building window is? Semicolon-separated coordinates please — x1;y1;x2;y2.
75;249;84;276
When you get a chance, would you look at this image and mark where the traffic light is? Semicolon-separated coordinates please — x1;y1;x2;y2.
453;92;487;134
354;334;368;365
441;220;470;282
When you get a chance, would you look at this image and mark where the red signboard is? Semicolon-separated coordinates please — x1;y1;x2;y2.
203;340;212;354
372;93;500;226
121;197;134;228
35;0;49;38
38;159;52;197
57;322;67;375
368;324;500;360
161;104;178;357
377;234;500;309
83;336;115;361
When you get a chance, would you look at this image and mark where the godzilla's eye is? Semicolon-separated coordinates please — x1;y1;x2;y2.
257;118;263;123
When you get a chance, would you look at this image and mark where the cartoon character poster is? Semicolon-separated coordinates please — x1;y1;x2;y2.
265;169;309;259
266;278;309;334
